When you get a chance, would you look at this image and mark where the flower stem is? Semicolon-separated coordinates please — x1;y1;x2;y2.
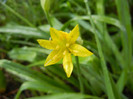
45;11;53;27
75;56;84;93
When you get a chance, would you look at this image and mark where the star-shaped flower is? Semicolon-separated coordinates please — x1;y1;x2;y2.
37;25;93;77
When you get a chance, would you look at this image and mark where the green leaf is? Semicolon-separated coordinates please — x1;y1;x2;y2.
0;59;73;92
84;1;116;99
46;65;79;88
78;20;102;39
8;46;51;62
15;81;66;99
0;2;34;27
51;17;63;30
0;70;6;93
0;60;75;99
115;0;132;93
0;24;49;39
61;15;122;31
8;47;37;62
81;66;104;95
27;93;102;99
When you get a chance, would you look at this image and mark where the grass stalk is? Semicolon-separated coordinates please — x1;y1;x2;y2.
115;0;132;93
84;0;115;99
75;56;84;93
45;11;53;27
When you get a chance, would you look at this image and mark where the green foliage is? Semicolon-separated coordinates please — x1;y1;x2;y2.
27;93;101;99
0;70;6;93
0;0;132;99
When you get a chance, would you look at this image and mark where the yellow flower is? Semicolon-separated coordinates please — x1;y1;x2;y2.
37;25;93;78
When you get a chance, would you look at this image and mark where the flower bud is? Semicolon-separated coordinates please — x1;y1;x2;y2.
40;0;54;12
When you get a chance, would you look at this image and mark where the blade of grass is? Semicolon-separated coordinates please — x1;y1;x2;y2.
9;40;38;47
115;0;132;67
46;65;79;88
27;93;102;99
95;2;125;97
84;0;115;99
15;81;66;99
81;66;104;95
61;15;122;31
115;0;132;93
0;59;74;92
0;2;34;27
0;2;45;33
0;25;49;39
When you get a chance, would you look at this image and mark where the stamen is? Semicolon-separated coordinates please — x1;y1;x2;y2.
66;43;69;47
63;50;67;55
56;45;60;50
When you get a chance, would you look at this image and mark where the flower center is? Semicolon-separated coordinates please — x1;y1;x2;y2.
66;43;69;47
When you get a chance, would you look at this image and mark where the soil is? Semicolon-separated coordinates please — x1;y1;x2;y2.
0;72;32;99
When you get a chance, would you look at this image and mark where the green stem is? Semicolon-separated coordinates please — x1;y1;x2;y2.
75;56;84;93
45;11;53;27
84;0;115;99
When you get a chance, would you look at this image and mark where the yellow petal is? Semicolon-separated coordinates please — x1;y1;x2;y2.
44;49;63;66
63;50;73;78
69;44;93;57
50;27;68;42
68;24;79;44
37;39;56;49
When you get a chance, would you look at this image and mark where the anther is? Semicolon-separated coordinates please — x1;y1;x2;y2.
63;50;66;55
66;43;69;47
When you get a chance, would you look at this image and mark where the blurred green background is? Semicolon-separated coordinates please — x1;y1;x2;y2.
0;0;133;99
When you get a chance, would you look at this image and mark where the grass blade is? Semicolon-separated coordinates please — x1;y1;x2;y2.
15;81;66;99
84;0;115;99
0;59;73;92
115;0;132;93
27;93;102;99
0;25;49;39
